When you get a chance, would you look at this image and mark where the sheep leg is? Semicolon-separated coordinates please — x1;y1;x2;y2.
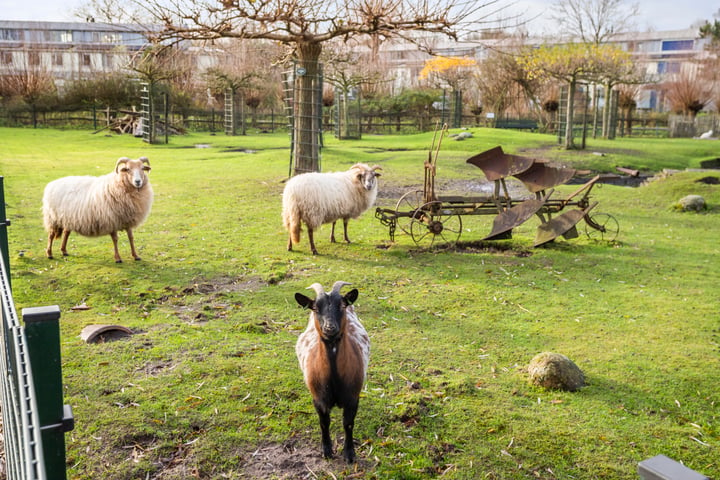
109;231;123;263
314;401;333;459
59;230;71;257
330;221;337;243
126;228;141;261
287;233;293;251
342;401;358;463
342;218;351;243
46;230;58;259
308;228;319;255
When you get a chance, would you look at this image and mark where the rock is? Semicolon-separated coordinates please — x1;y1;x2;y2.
528;352;585;391
676;195;706;212
453;131;473;140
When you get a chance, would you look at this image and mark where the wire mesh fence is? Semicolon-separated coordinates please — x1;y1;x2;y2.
0;177;73;480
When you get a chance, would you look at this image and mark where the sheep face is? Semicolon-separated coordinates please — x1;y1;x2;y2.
295;288;359;342
116;157;151;190
352;164;381;192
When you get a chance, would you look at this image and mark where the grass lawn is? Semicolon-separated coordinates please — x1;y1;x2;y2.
1;126;718;479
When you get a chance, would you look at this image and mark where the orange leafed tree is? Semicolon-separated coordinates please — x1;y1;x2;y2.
419;56;478;90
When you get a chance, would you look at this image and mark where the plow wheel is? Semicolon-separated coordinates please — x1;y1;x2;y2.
410;202;463;247
395;190;424;235
584;213;619;242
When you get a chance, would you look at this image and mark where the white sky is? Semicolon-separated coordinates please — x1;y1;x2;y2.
0;0;717;34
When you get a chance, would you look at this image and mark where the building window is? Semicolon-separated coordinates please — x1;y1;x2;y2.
1;51;13;65
53;52;63;66
662;40;694;51
28;51;40;66
0;29;22;41
47;30;73;43
82;53;92;67
657;61;681;74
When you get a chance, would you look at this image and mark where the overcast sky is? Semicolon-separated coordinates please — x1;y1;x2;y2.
0;0;717;34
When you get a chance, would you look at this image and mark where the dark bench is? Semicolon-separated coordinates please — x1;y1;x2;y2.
495;119;538;131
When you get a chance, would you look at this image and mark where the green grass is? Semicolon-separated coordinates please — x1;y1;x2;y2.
1;126;719;479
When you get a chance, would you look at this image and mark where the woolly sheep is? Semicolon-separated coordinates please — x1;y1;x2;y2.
295;281;370;463
282;163;381;255
43;156;153;263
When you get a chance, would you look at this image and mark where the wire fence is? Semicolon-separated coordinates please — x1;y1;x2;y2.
0;177;74;480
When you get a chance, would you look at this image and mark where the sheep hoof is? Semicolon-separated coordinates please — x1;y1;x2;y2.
115;259;123;263
134;257;142;261
47;255;53;260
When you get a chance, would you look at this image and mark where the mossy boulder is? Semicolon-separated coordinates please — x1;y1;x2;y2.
675;195;706;212
528;352;585;391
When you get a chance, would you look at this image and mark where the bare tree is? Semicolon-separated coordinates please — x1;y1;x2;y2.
663;71;711;117
551;0;639;44
88;0;504;174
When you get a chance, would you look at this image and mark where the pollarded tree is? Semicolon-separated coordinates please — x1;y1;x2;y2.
551;0;639;137
520;42;632;148
92;0;491;174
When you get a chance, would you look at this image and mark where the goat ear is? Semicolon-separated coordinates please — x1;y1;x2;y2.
344;289;359;305
295;293;314;309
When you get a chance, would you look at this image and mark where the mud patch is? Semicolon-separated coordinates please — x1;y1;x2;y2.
696;175;720;185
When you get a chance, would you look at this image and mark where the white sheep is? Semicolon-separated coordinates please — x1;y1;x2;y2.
43;156;153;263
282;163;381;255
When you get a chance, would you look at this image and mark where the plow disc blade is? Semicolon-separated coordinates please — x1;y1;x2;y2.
514;162;576;193
483;196;548;241
466;146;535;181
534;203;597;247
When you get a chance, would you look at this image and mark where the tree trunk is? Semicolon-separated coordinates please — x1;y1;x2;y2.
602;81;612;138
292;42;322;175
564;78;577;149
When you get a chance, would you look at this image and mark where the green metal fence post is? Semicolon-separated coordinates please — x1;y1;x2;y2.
23;305;74;480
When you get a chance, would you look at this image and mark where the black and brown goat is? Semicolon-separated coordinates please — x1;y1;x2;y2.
294;281;370;463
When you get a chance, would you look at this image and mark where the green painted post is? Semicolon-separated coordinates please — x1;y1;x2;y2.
0;176;10;288
23;305;73;480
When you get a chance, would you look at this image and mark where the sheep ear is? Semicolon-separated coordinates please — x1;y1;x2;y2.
295;293;314;310
343;289;359;306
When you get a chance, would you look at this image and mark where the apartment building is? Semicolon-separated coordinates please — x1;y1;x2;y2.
0;20;153;90
610;28;711;111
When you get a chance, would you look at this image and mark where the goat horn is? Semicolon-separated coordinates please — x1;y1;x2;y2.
307;283;325;297
115;157;130;173
331;281;352;295
371;165;382;171
139;156;150;166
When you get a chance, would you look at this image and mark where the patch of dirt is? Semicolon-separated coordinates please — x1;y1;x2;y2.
239;439;373;479
151;276;272;325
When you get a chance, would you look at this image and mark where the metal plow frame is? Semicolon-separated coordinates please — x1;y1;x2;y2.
375;139;619;247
